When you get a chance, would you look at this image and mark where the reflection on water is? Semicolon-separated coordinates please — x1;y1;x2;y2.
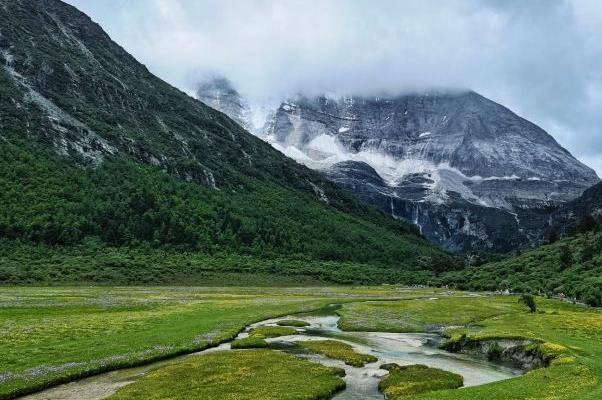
20;313;522;400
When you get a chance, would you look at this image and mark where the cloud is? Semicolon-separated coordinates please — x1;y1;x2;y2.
66;0;602;175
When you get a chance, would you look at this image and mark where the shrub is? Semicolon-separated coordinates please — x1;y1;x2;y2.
519;294;537;313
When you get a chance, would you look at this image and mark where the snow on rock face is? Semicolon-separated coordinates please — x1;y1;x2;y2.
263;91;599;252
266;91;598;186
194;83;600;252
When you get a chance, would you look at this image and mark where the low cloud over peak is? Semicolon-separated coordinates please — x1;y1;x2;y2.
67;0;602;174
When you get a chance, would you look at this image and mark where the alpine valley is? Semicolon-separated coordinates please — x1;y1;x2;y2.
2;2;602;400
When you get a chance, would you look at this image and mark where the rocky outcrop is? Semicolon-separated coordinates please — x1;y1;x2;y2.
443;337;553;371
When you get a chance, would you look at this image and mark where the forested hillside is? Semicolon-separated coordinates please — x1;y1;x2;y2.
0;0;455;284
441;218;602;306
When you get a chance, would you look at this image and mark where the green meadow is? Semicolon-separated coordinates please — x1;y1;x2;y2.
1;287;601;400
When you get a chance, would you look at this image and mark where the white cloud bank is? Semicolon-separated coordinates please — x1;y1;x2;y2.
66;0;602;175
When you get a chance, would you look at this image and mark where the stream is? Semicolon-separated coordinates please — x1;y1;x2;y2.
19;310;522;400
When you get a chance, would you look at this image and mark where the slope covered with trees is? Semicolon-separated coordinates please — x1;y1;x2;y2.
0;0;456;283
441;218;602;306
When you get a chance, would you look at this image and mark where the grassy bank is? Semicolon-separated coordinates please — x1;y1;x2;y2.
337;295;602;399
107;350;346;400
379;364;463;399
296;340;378;367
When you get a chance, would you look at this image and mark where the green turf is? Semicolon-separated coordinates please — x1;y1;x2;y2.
0;286;436;398
2;288;601;400
107;350;346;400
379;364;463;398
0;287;345;399
230;336;268;349
296;340;378;367
337;295;523;332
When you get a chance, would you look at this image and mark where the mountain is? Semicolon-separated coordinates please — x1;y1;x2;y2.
197;81;599;252
0;0;455;284
196;77;254;133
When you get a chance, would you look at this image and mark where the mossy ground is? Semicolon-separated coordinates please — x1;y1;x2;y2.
296;340;378;367
0;286;436;399
2;288;601;400
0;287;359;399
107;350;346;400
249;326;297;338
337;295;523;332
379;364;463;399
277;319;310;327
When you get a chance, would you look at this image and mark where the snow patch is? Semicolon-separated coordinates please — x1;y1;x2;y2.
338;127;350;133
419;131;432;138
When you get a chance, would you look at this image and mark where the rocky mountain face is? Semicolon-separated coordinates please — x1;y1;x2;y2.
197;81;599;252
549;182;602;235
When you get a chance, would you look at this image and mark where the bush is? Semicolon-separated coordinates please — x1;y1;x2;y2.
519;294;537;313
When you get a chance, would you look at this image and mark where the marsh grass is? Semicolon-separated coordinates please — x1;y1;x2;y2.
337;296;602;399
0;287;343;399
276;319;310;327
378;364;463;399
249;326;297;338
296;340;377;367
107;350;346;400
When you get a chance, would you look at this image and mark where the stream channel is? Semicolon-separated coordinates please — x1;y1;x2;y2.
20;307;522;400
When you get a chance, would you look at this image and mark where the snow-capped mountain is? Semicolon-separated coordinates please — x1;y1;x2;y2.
196;79;599;252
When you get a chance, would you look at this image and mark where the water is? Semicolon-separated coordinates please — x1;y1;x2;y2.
249;315;521;400
19;314;521;400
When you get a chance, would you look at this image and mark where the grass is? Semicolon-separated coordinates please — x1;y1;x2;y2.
230;336;268;349
337;295;523;332
296;340;378;367
277;319;310;327
249;326;298;338
0;287;351;399
0;286;435;399
337;295;602;399
107;349;346;400
378;364;463;399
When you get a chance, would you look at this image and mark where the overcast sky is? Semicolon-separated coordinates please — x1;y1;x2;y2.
66;0;602;175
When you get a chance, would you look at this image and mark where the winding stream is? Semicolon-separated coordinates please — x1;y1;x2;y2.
19;311;522;400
